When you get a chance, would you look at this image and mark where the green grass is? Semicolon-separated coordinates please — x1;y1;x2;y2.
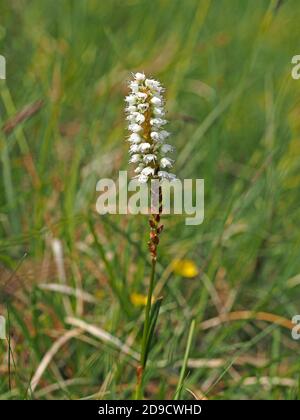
1;0;300;400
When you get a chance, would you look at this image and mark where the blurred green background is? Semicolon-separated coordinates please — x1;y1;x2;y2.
1;0;300;400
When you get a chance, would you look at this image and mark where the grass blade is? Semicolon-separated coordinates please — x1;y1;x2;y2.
174;319;196;400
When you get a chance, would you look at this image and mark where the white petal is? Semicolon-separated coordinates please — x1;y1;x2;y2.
130;81;139;93
125;105;137;113
126;114;136;122
150;118;167;127
151;96;162;106
130;154;141;163
161;144;174;153
137;103;149;113
128;123;142;133
137;92;147;101
133;112;145;124
160;157;173;168
158;171;176;180
135;72;146;81
160;130;170;139
136;174;149;183
150;131;160;141
125;95;136;105
143;154;157;164
145;79;161;91
141;166;155;176
128;133;141;143
129;144;140;154
139;142;151;152
153;107;165;117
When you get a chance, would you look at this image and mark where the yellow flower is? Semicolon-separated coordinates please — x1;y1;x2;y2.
131;293;155;307
172;259;199;278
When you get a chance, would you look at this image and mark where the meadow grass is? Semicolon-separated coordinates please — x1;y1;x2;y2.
0;0;300;400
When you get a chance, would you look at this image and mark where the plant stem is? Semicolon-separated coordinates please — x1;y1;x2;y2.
136;256;156;399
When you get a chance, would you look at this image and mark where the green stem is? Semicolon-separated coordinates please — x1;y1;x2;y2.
136;257;156;399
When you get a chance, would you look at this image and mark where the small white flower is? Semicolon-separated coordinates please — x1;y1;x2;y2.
150;131;160;141
130;154;141;163
133;112;145;124
125;95;136;105
135;174;149;183
150;118;167;127
153;107;165;117
161;144;174;153
160;130;170;139
126;114;136;122
125;105;137;113
137;103;149;113
141;167;155;177
130;81;139;93
145;78;161;91
137;92;148;101
143;154;156;164
128;133;141;143
139;142;151;152
160;157;173;168
158;171;176;180
150;130;170;143
129;144;140;154
151;96;162;106
128;123;142;133
135;72;146;81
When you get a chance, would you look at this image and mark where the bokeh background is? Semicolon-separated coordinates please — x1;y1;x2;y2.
1;0;300;400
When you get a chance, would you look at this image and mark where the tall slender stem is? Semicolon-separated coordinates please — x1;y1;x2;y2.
136;256;156;399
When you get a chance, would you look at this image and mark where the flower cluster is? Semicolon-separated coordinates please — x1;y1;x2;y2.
125;72;175;183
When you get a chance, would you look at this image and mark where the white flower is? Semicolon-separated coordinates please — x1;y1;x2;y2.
129;144;140;154
135;72;145;81
133;112;145;124
126;114;135;122
160;130;170;139
158;171;176;180
150;131;160;141
150;118;167;127
125;95;136;105
137;92;148;101
137;103;149;113
161;144;174;153
160;157;173;168
143;154;156;164
128;112;145;124
139;142;151;152
136;174;149;183
153;107;165;117
126;105;137;113
128;133;141;143
128;123;142;133
141;166;155;177
145;78;161;92
129;81;139;93
130;154;141;163
151;96;162;106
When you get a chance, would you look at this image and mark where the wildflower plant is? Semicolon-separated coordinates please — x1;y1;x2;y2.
126;72;175;184
125;72;175;398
